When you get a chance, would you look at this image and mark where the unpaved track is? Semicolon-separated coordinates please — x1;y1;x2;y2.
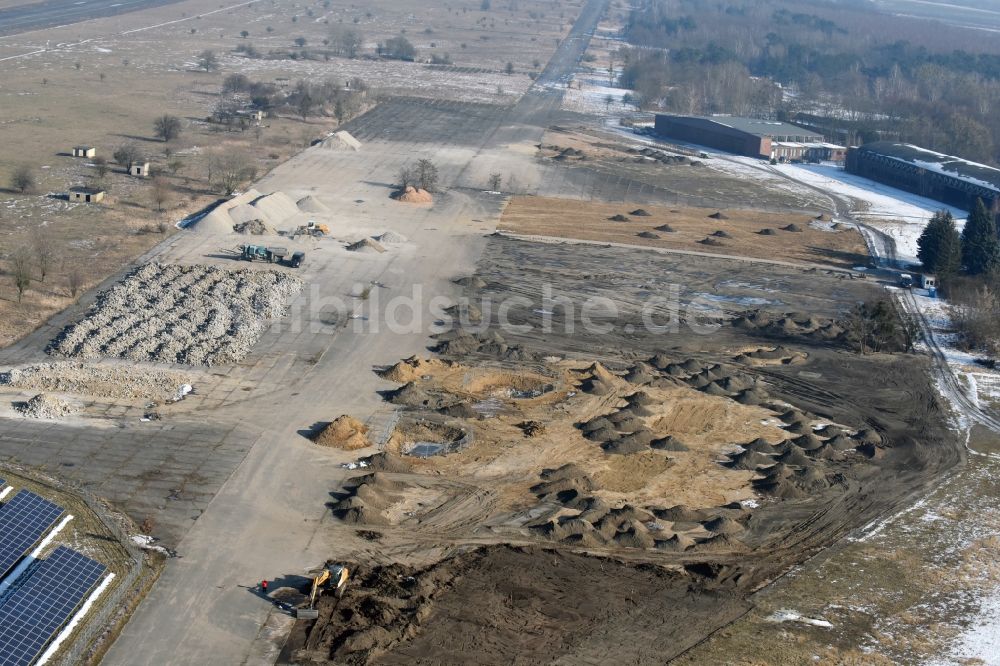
100;2;609;664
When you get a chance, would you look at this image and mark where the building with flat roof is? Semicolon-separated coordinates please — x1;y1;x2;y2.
69;186;105;203
653;114;844;161
846;142;1000;212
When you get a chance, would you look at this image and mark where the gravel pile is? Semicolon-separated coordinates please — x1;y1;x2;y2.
47;263;303;366
1;361;191;400
15;394;79;419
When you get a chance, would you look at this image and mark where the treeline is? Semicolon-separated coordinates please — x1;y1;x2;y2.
917;200;1000;354
217;73;369;122
620;0;1000;164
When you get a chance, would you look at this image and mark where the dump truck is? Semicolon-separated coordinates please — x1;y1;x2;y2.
241;245;287;263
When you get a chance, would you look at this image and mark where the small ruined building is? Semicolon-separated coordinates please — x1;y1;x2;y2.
130;162;150;177
72;145;96;158
654;114;845;163
69;186;105;203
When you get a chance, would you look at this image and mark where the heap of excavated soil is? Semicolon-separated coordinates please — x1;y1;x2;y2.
395;186;433;203
347;238;386;253
1;362;191;401
378;357;456;383
314;415;371;450
376;231;408;244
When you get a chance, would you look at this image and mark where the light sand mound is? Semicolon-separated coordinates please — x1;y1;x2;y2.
396;186;433;204
297;195;330;213
315;415;371;450
347;238;386;254
378;356;456;383
229;203;273;226
376;231;408;244
192;189;263;234
322;130;362;151
252;192;300;223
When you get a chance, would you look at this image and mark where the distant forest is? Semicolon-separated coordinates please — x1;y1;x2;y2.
617;0;1000;164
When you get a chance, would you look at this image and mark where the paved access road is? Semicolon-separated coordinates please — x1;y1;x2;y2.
0;0;183;35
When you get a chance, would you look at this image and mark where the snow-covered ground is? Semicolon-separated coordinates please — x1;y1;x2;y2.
559;72;636;116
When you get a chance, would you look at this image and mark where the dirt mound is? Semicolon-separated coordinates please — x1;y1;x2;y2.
651;505;709;522
629;209;652;217
637;231;661;239
376;231;408;244
395;186;433;204
347;238;386;254
296;195;329;213
708;211;729;220
453;276;487;290
314;415;371;450
650;436;689;452
816;213;833;222
15;393;78;419
608;214;630;222
757;228;777;236
321;130;362;151
711;230;732;238
699;237;724;247
233;219;277;235
654;224;676;233
725;449;774;470
602;430;655;455
782;223;804;232
742;438;778;454
655;533;695;551
378;356;455;383
702;516;744;534
287;546;747;664
359;452;411;473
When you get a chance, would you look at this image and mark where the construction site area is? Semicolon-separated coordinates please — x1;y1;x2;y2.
0;0;995;664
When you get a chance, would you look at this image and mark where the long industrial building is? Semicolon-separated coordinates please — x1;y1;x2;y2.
846;142;1000;212
653;114;845;162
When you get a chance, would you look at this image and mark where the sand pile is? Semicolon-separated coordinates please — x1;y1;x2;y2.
395;186;433;204
347;238;386;253
0;361;191;401
322;130;362;151
297;195;330;213
314;415;371;450
375;231;408;244
191;189;300;234
47;263;303;366
15;394;79;419
378;356;456;383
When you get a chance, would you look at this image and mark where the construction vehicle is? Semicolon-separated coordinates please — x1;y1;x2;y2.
241;245;287;263
899;273;914;289
288;251;305;268
295;564;349;620
295;221;330;238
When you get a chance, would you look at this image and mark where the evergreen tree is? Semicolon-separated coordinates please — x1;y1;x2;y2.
961;198;1000;275
917;210;962;275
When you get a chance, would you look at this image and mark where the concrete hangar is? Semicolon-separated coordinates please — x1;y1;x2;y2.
847;142;1000;212
653;114;845;162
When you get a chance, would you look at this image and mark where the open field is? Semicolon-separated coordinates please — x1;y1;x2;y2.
499;195;871;269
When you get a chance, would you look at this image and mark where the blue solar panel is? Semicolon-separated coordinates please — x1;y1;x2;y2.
0;546;107;666
0;491;64;580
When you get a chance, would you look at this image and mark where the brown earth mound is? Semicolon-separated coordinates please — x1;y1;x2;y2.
758;228;777;236
395;186;433;203
609;214;630;222
637;231;661;239
782;223;804;232
630;209;652;216
346;238;386;253
313;415;370;450
654;224;676;232
709;211;729;220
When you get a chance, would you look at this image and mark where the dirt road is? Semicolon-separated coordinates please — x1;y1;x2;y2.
100;2;609;663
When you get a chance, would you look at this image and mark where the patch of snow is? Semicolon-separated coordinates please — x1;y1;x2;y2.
767;609;834;628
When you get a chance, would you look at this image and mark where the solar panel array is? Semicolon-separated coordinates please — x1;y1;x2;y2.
0;491;64;580
0;546;107;666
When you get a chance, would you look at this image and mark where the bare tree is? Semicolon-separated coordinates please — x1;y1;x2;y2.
154;114;182;142
30;227;56;282
198;49;220;72
10;165;35;194
209;152;256;195
67;267;83;297
488;172;502;191
10;246;32;303
414;159;439;192
113;143;143;170
397;165;414;190
150;176;172;212
93;156;109;179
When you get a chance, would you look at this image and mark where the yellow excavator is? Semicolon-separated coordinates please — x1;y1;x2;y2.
296;564;349;620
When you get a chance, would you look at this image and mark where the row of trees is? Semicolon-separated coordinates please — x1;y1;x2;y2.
917;200;1000;277
218;74;368;122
